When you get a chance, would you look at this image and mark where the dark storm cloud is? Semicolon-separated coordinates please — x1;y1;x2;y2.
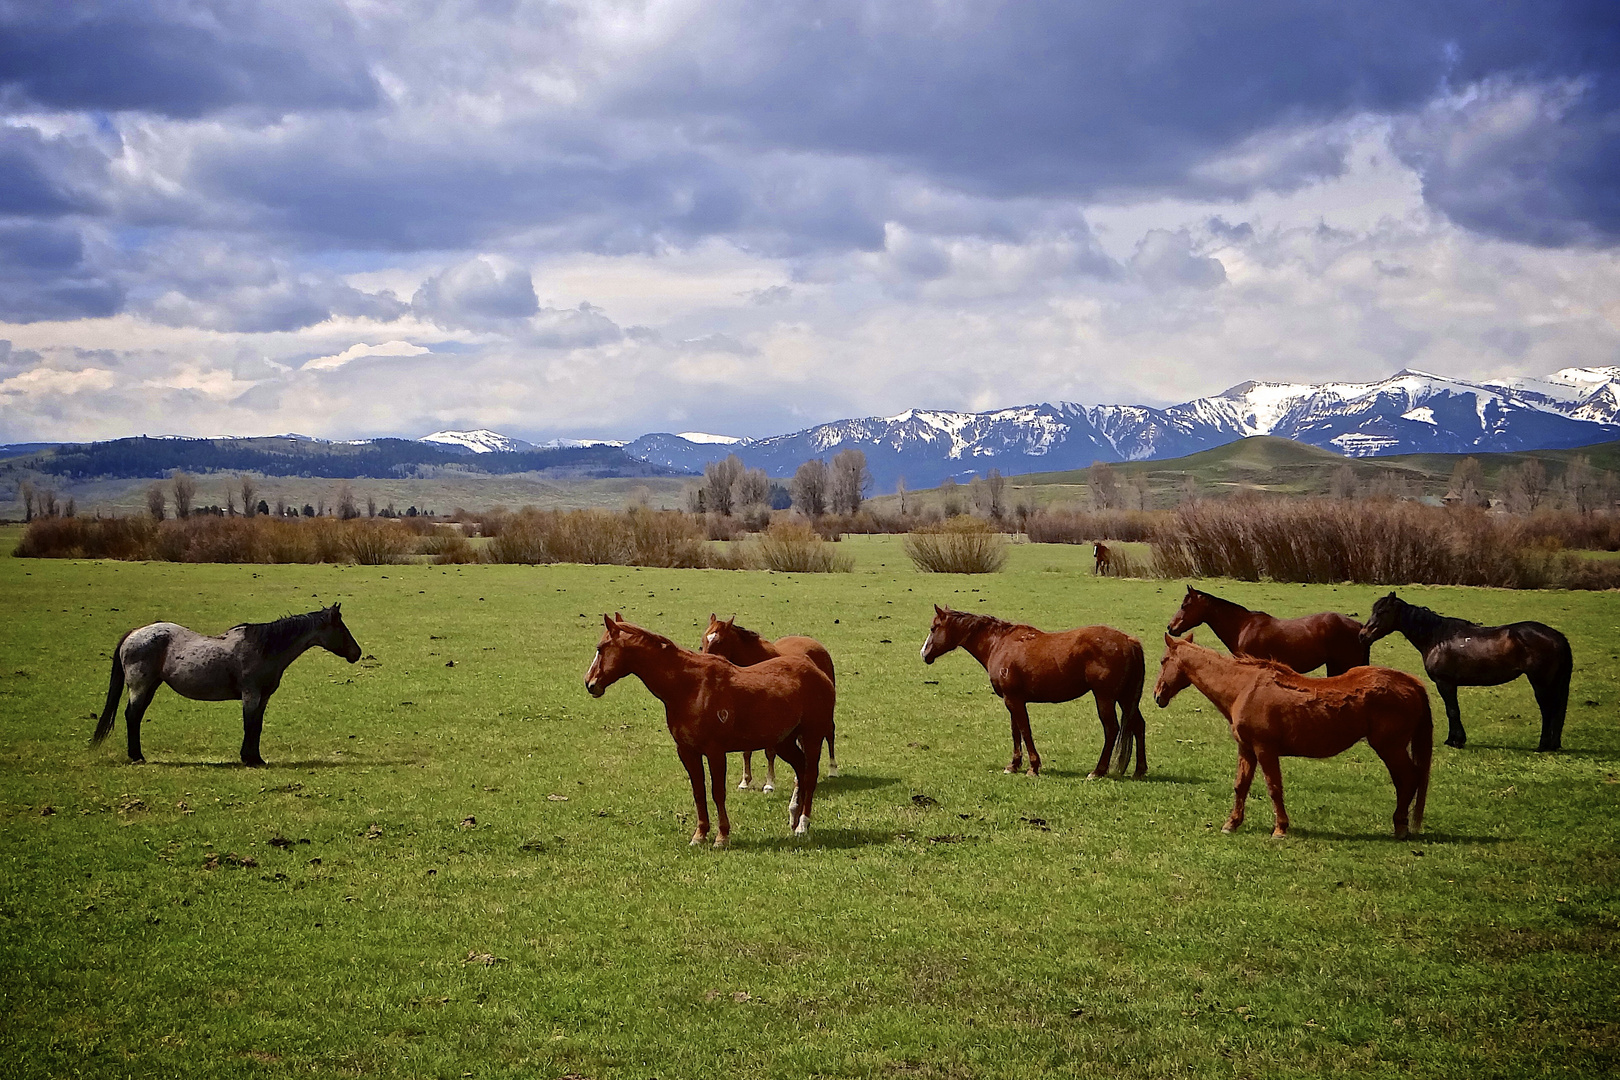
0;223;122;322
0;0;378;117
611;0;1619;242
0;126;104;217
412;257;540;329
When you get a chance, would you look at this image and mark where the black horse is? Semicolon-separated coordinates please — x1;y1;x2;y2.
1359;593;1572;751
94;605;362;765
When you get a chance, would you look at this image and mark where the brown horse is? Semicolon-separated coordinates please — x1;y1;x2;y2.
1153;633;1431;838
1166;586;1369;675
1359;592;1573;751
1092;542;1112;576
700;614;839;791
585;615;834;847
920;605;1146;778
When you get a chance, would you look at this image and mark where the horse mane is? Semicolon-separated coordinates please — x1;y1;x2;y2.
725;622;766;646
1391;598;1474;636
234;609;328;653
944;609;1022;635
1192;588;1251;615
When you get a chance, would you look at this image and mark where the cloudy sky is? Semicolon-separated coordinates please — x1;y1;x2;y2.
1;1;1617;443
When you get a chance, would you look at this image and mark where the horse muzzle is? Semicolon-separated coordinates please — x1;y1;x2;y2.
585;677;605;698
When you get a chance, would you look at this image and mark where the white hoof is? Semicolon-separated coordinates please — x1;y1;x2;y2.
762;781;775;793
793;817;810;836
736;778;750;790
828;762;839;777
713;834;729;849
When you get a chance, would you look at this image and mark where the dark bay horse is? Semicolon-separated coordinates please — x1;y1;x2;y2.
94;605;362;765
920;605;1146;778
1359;592;1573;751
1153;633;1431;838
1167;586;1369;675
700;614;839;791
1092;543;1112;576
586;615;835;847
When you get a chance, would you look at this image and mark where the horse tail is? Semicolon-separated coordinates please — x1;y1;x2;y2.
1411;688;1433;834
93;631;132;746
1112;637;1148;775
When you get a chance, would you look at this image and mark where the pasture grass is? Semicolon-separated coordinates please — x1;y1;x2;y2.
1;534;1616;1078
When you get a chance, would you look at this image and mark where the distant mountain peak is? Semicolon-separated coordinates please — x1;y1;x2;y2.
420;429;534;454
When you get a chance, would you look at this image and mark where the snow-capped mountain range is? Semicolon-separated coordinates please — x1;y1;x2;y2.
605;366;1620;488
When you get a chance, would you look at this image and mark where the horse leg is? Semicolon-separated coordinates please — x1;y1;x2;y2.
1129;708;1148;779
677;746;710;845
1010;699;1040;776
1435;681;1466;748
774;737;808;832
1002;697;1024;774
763;749;777;793
240;693;267;767
124;683;157;764
826;725;838;777
1255;748;1289;838
793;735;823;834
1371;737;1417;840
1225;743;1257;833
707;754;730;848
1530;665;1570;752
1090;696;1120;780
738;750;754;790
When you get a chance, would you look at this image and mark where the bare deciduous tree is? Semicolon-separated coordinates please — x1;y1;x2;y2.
704;454;745;516
17;479;34;522
896;476;911;516
1088;461;1119;510
737;466;770;509
1501;459;1548;514
146;483;167;521
336;483;360;520
1330;464;1357;500
830;448;871;516
238;475;257;517
939;476;963;517
171;470;196;519
1445;457;1486;508
791;459;830;518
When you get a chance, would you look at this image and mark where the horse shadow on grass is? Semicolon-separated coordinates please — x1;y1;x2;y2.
730;827;899;852
1280;827;1510;845
143;757;422;770
814;773;900;794
1039;768;1206;785
1449;742;1618;762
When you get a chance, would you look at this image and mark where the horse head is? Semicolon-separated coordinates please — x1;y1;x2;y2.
1152;631;1196;707
1359;592;1403;646
920;604;965;665
320;604;362;663
698;613;737;653
1165;586;1205;635
586;613;645;697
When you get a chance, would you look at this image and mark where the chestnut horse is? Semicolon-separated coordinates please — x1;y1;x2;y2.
700;614;839;791
1092;542;1112;576
1166;586;1369;675
1359;592;1573;751
1153;633;1431;838
920;605;1146;778
585;615;834;847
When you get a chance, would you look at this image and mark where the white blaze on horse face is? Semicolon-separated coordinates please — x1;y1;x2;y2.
704;632;717;647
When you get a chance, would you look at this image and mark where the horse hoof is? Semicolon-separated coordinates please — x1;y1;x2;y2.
1221;823;1238;834
242;759;266;768
1394;828;1409;840
1444;739;1465;749
762;782;775;793
1536;744;1561;753
713;835;729;849
689;833;706;846
828;764;839;778
1004;765;1020;774
1271;829;1287;839
1134;769;1148;779
1085;771;1102;781
736;779;750;790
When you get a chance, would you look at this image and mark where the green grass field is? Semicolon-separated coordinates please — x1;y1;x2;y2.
2;533;1617;1078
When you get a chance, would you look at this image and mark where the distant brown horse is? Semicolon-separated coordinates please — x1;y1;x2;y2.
700;614;839;791
1153;633;1431;838
1359;592;1573;751
1166;586;1369;675
1092;542;1112;576
586;615;834;847
920;605;1146;778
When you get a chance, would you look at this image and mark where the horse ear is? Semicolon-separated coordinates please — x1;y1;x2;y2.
934;604;945;615
603;614;616;633
727;614;736;627
708;612;716;623
614;611;624;623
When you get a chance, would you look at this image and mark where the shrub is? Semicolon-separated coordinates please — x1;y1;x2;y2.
1025;509;1166;544
484;509;720;568
903;515;1009;574
343;521;413;565
753;522;854;573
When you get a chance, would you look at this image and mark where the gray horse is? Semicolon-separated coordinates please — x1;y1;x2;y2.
93;605;362;765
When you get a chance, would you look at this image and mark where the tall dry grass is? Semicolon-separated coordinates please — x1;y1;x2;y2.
14;514;413;565
485;508;735;569
1025;509;1167;544
1153;499;1620;589
903;515;1009;574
